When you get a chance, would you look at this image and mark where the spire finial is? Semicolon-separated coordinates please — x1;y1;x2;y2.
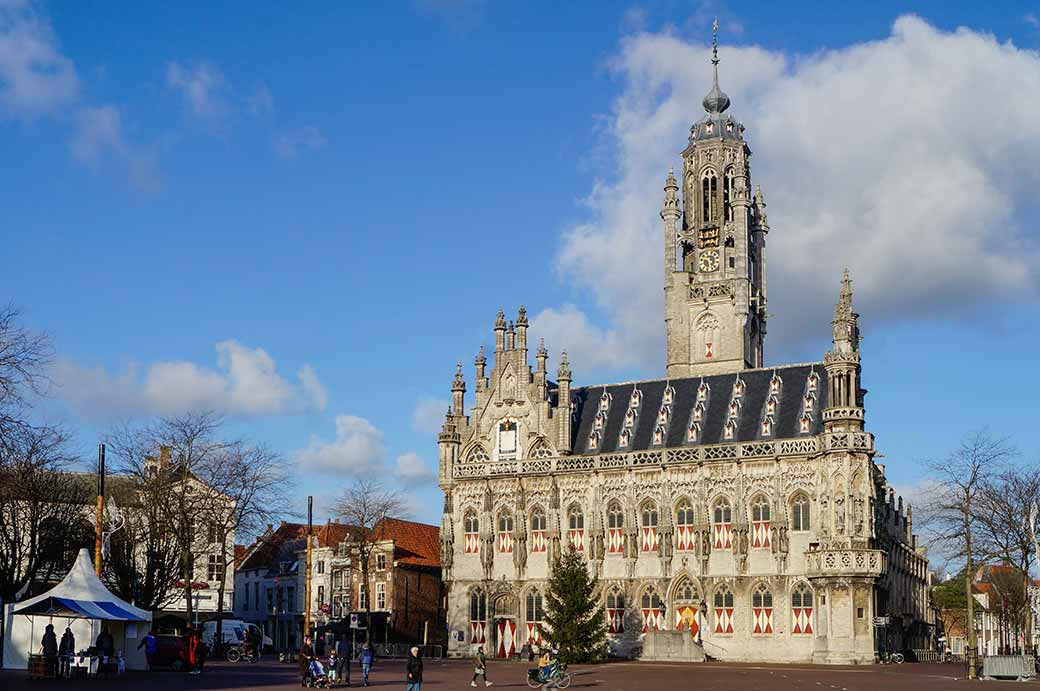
702;18;730;115
712;17;719;66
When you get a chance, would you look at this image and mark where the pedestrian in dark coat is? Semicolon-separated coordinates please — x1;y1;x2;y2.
405;647;423;691
335;636;352;686
58;627;75;677
300;636;315;686
41;624;58;678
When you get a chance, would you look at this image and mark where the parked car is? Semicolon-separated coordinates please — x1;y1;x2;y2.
152;634;189;671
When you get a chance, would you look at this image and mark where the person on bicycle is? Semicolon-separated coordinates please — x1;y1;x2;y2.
537;648;557;682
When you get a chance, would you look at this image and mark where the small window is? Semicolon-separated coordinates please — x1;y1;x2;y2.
531;510;547;532
714;499;732;524
376;583;386;610
607;504;624;529
599;392;611;412
568;508;584;530
207;554;223;582
791;495;811;532
317;585;325;606
713;587;734;608
641;504;658;528
376;553;387;570
751;497;770;522
857;607;864;619
498;513;514;534
676;502;695;526
696;381;709;402
653;426;665;445
317;560;325;575
752;585;773;609
619;428;631;448
464;513;479;534
723;420;736;440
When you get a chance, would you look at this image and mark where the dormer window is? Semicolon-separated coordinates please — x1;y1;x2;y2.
804;394;815;410
706;121;714;134
697;381;710;403
761;417;773;436
734;380;745;398
799;414;812;434
729;400;740;418
594;412;606;432
725;121;734;133
693;403;705;423
766;398;777;416
653;425;665;445
662;386;675;406
630;390;642;408
687;422;700;443
588;431;601;450
599;392;612;412
624;409;636;427
724;420;736;440
807;373;819;392
657;406;670;426
769;375;782;395
619;428;632;449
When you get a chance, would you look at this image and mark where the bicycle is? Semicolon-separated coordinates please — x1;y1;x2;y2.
526;662;571;688
225;645;258;663
878;651;904;664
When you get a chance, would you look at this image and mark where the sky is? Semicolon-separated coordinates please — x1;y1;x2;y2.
3;0;1040;534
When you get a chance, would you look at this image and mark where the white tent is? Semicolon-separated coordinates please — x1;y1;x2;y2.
2;549;152;671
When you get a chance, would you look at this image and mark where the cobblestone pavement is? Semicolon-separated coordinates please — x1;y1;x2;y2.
0;658;1026;690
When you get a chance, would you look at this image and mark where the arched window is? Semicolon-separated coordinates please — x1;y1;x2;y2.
525;590;545;643
529;441;554;459
568;506;585;551
497;512;514;553
751;496;771;548
713;585;734;634
674;579;699;633
675;500;695;551
469;590;487;644
463;511;479;554
713;498;732;549
791;494;811;532
641;502;659;552
791;584;814;635
640;587;664;633
466;446;490;463
723;171;733;222
607;587;626;633
701;169;718;224
530;509;547;553
607;502;624;554
752;583;774;634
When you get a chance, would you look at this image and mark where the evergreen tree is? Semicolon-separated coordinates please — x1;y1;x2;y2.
540;547;607;664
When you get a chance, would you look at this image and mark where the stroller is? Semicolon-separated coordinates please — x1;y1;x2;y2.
305;659;331;688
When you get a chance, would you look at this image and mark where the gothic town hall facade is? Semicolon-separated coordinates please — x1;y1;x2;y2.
437;44;930;665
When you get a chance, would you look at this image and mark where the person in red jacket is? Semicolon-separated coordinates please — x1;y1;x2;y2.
186;626;203;675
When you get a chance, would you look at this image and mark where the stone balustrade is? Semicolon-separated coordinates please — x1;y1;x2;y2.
804;548;886;579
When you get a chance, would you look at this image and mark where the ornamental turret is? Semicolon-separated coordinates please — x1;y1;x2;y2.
556;351;573;454
823;269;865;432
451;361;466;419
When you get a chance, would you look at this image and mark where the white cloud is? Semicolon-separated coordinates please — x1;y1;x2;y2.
165;60;227;117
295;415;386;475
0;0;78;117
411;396;450;435
248;81;274;116
544;16;1040;374
70;105;158;190
392;451;437;485
273;125;327;159
52;339;327;421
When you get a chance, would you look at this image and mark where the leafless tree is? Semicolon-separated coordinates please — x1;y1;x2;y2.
107;411;228;623
0;424;90;666
918;431;1017;678
195;441;290;647
976;465;1040;653
335;480;404;638
0;305;53;434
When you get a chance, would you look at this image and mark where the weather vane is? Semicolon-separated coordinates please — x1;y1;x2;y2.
711;18;720;65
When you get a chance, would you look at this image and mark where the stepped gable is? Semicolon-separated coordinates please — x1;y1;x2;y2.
570;363;826;454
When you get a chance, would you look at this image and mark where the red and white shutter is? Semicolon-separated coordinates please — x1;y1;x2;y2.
792;608;814;635
752;608;773;634
714;607;734;634
470;620;486;644
608;528;623;553
607;609;624;634
676;526;694;551
641;609;662;633
465;531;479;554
641;527;658;553
531;530;547;553
496;620;516;658
525;623;542;644
498;531;513;553
752;521;771;548
568;529;585;552
713;523;732;549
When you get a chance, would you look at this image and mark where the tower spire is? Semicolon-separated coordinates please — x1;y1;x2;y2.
702;17;730;114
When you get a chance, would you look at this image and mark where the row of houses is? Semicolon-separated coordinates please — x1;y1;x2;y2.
944;564;1040;657
233;516;445;652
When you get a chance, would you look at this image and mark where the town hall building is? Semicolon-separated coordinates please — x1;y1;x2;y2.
436;32;930;664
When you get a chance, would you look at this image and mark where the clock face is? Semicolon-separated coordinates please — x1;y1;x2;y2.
699;250;720;273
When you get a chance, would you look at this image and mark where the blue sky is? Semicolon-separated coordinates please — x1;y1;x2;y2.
3;1;1039;531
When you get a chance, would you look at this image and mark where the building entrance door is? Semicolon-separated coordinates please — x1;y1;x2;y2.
495;619;516;658
676;605;700;638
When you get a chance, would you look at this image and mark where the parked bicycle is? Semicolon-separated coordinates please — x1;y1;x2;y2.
526;662;571;688
878;651;904;664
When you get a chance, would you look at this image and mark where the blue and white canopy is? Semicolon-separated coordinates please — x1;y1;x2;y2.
12;549;150;622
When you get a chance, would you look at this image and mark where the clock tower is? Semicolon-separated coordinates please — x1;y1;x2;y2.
662;22;768;377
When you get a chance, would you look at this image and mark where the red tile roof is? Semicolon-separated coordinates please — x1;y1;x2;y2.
375;517;440;568
315;520;359;548
239;521;308;571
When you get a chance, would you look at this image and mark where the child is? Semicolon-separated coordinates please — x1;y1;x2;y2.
327;649;339;685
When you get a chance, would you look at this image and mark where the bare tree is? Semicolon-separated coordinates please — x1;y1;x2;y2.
335;480;404;638
108;412;228;623
918;431;1016;678
976;465;1040;654
0;305;53;433
0;424;90;666
195;441;290;648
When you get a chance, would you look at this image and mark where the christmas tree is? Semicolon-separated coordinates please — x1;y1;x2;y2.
540;546;607;664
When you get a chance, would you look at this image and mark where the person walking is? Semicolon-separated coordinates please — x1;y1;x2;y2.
58;626;75;678
300;636;316;687
405;646;423;691
335;635;352;686
137;629;157;670
471;646;492;687
186;626;202;675
96;626;115;678
359;642;374;687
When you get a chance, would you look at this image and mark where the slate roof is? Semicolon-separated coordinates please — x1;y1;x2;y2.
570;363;827;454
